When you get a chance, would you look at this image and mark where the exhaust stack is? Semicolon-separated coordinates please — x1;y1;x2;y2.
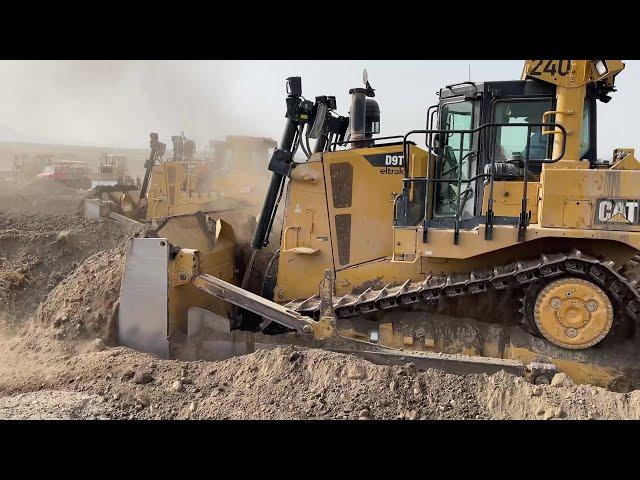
348;69;380;149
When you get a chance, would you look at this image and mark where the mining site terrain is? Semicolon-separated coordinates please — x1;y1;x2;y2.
2;179;640;420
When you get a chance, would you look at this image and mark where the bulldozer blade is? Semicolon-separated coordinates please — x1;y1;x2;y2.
118;238;171;358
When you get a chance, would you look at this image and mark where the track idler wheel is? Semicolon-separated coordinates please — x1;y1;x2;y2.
533;277;613;349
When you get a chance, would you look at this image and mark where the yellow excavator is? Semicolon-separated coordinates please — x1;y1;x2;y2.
119;60;640;391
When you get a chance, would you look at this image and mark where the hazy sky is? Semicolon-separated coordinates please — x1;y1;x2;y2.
0;60;637;157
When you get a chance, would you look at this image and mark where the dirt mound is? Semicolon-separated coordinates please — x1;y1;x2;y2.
0;390;108;420
33;246;125;343
0;211;127;326
2;338;640;420
481;370;640;419
0;178;85;214
188;347;489;420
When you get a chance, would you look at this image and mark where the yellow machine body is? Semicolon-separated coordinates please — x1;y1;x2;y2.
208;135;277;212
268;60;640;388
274;144;429;302
161;215;237;339
146;159;220;222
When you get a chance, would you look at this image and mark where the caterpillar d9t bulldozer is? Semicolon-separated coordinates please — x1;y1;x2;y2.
119;60;640;391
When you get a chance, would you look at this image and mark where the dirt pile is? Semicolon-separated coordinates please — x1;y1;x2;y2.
482;370;640;419
2;334;640;420
33;246;125;343
0;210;127;326
0;178;86;214
0;390;107;420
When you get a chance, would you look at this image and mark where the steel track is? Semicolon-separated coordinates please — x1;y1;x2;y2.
284;250;640;336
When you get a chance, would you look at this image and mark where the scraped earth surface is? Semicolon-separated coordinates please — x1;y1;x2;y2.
2;191;640;420
0;210;127;326
0;178;86;214
3;330;640;420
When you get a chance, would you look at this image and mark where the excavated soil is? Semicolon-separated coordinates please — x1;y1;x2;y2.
0;210;128;327
33;246;125;343
0;178;86;214
2;332;640;420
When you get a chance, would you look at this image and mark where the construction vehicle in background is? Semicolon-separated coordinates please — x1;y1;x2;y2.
139;132;229;222
84;154;137;221
83;133;277;280
83;132;276;226
10;154;54;183
37;159;92;189
137;132;274;220
94;154;134;186
207;136;278;211
119;60;640;391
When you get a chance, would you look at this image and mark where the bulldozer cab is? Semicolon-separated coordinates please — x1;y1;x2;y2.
395;78;591;242
209;136;277;175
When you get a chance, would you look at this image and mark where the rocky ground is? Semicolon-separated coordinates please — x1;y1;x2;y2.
0;177;87;214
2;330;640;420
2;185;640;420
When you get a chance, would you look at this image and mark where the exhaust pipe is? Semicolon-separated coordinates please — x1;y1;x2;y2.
349;88;368;148
348;69;380;149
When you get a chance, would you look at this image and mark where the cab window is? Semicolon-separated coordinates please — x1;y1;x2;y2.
434;100;474;218
250;149;266;170
494;99;552;162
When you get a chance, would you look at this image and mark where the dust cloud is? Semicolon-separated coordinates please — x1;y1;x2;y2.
0;61;262;149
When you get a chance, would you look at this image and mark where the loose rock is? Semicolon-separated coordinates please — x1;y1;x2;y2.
132;369;153;385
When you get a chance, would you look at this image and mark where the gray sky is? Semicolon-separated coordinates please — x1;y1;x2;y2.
0;60;636;157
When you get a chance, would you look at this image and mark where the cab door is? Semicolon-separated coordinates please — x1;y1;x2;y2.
431;97;478;223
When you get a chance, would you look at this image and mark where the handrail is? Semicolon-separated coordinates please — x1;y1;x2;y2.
329;135;409;148
402;121;568;177
397;121;568;244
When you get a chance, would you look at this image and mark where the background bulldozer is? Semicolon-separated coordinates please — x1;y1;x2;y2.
206;135;278;212
10;154;55;183
119;60;640;392
93;153;134;186
81;132;277;234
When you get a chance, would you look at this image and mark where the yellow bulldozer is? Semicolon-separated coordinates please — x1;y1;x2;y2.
82;133;276;228
206;135;278;211
118;60;640;391
94;154;134;186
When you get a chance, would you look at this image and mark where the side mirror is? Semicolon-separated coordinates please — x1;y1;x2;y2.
308;103;328;139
